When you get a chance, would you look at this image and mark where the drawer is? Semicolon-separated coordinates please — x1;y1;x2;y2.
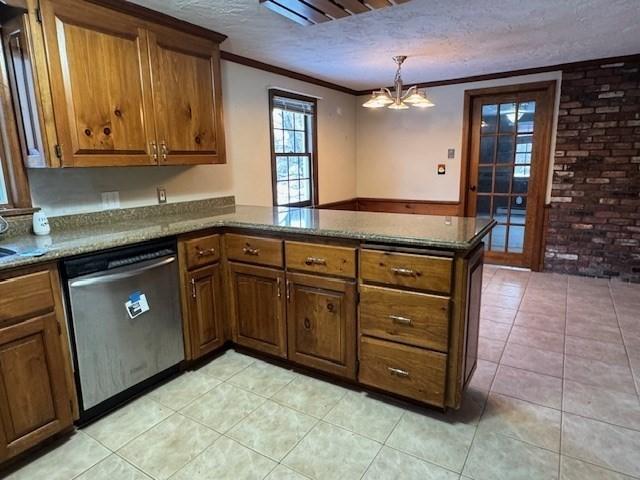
285;242;356;278
0;270;55;324
225;234;283;268
359;336;447;407
359;285;450;352
360;249;452;294
183;234;221;269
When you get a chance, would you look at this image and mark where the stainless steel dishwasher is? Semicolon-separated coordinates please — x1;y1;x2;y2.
64;239;184;423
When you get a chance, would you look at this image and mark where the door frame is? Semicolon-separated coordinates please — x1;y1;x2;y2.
459;81;556;271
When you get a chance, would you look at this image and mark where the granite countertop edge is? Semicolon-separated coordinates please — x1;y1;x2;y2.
0;208;495;272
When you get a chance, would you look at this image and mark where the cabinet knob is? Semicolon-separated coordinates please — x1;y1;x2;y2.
243;246;260;256
303;318;311;330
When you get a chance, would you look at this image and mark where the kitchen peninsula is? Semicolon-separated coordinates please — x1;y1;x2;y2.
0;200;493;464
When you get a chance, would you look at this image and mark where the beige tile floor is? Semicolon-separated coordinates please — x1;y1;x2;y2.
5;266;640;480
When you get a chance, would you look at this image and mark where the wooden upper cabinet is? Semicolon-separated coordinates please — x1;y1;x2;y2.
30;0;225;167
147;28;225;165
40;0;156;166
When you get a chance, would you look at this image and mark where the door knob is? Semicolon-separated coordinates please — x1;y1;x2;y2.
470;185;477;192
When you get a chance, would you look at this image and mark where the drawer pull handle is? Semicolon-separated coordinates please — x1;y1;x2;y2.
304;256;327;266
389;315;412;326
388;367;410;378
243;246;260;256
391;267;417;277
197;248;216;257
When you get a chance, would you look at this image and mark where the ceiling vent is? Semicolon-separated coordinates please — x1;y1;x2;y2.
260;0;410;25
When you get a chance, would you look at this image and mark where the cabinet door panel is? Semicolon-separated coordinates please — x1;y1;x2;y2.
41;0;156;166
229;263;286;358
187;264;224;360
287;272;356;379
148;30;224;165
0;313;72;461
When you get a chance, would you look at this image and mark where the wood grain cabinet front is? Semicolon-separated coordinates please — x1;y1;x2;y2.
185;264;225;360
0;266;74;463
23;0;225;167
228;262;287;358
360;249;453;294
225;234;284;268
285;242;357;278
286;272;357;379
358;336;447;407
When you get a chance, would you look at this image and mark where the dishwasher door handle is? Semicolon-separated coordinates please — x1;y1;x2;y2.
69;256;177;288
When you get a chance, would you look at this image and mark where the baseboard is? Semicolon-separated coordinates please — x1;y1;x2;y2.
317;197;461;216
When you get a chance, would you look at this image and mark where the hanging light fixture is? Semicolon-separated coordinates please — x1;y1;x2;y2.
362;56;434;110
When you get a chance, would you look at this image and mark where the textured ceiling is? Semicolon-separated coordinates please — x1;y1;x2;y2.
131;0;640;91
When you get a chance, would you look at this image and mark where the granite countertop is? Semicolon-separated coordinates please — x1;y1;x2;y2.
0;202;495;272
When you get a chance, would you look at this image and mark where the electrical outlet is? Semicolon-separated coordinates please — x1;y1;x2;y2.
157;187;167;204
437;164;446;175
101;191;120;210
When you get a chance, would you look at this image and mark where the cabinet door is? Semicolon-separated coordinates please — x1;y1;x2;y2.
228;263;286;358
147;28;225;165
186;264;225;360
40;0;157;166
286;272;356;379
0;313;72;461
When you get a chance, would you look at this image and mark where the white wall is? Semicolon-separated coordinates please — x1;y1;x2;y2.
28;60;357;216
355;71;562;203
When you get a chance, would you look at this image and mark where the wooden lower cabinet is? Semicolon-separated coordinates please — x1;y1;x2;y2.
229;262;287;358
185;264;225;359
358;336;447;407
0;267;73;463
286;272;357;379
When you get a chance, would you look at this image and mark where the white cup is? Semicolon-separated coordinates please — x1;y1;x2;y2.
32;211;51;236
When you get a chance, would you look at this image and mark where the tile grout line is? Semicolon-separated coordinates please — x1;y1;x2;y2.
558;274;568;480
608;280;640;401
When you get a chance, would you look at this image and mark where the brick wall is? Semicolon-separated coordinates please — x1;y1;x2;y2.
545;58;640;281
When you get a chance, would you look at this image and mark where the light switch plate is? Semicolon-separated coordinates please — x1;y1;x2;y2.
157;187;167;204
448;148;455;159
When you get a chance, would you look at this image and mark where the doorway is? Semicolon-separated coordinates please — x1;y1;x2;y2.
462;81;556;270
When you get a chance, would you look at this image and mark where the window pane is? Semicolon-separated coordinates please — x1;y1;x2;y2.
514;165;531;179
277;181;289;205
276;156;288;180
299;156;310;179
512;173;529;194
477;195;491;219
283;110;295;129
274;129;284;153
299;179;311;202
508;226;525;253
493;196;509;223
517;101;536;133
516;134;533;164
499;103;517;133
288;157;300;180
511;195;527;225
478;167;493;193
294;131;306;153
481;104;498;133
497;136;515;164
272;109;283;129
294;113;305;130
495;166;512;193
283;130;295;153
288;180;301;203
0;158;8;204
490;224;507;252
480;136;495;164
